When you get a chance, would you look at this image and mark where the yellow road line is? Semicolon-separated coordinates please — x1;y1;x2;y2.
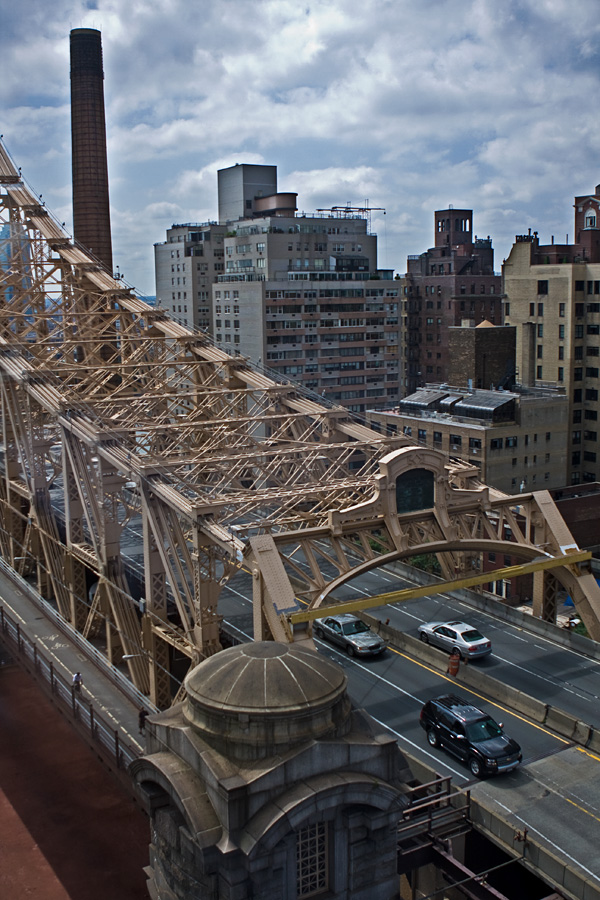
577;747;600;763
386;645;570;744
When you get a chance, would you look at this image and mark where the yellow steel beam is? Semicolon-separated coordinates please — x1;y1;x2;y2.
287;550;592;625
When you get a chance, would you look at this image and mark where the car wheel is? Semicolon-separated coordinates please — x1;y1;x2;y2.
453;647;463;660
346;644;355;657
420;632;429;643
427;729;439;748
313;626;323;639
469;757;483;778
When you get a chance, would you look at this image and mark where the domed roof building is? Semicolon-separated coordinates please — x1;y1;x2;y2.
131;641;413;900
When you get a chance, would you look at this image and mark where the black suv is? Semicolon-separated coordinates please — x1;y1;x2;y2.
419;694;522;778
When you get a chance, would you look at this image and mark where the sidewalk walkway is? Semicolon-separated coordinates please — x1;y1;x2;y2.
0;563;151;753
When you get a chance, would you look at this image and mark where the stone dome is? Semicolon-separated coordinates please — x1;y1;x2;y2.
183;641;351;760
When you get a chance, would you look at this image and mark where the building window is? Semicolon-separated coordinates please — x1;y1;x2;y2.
558;347;564;360
505;436;518;448
449;434;462;448
433;431;442;444
297;823;328;897
559;303;565;318
537;280;548;295
575;281;585;292
490;438;502;450
537;366;543;379
418;429;427;442
537;324;543;338
538;302;544;316
529;303;535;317
559;325;565;339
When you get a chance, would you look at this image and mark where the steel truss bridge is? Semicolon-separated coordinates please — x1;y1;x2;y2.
1;139;600;709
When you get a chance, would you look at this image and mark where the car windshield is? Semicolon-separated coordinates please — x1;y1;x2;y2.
465;717;503;742
462;629;485;642
342;620;370;636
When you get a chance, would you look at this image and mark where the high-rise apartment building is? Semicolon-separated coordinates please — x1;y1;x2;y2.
156;164;400;416
154;222;227;332
503;182;600;486
402;209;503;395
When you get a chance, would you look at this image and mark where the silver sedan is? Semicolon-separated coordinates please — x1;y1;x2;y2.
417;620;492;659
313;614;387;657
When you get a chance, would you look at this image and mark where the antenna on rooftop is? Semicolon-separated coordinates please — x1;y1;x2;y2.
315;201;385;233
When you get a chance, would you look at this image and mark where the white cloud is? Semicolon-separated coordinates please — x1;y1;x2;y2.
1;0;599;284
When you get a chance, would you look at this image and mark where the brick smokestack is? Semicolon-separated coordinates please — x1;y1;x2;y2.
70;28;113;273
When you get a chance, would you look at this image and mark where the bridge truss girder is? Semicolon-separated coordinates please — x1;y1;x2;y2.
1;141;600;708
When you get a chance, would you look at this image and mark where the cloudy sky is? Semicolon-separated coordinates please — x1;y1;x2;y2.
2;0;599;295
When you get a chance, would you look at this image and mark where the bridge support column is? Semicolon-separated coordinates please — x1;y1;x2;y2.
191;530;222;657
142;505;172;709
533;571;558;624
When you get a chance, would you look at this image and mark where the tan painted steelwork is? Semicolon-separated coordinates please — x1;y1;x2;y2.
1;141;600;706
288;550;592;623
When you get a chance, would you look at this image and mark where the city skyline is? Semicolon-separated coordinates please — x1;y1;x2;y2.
1;0;599;294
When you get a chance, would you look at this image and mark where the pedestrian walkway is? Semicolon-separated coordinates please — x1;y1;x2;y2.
0;559;154;757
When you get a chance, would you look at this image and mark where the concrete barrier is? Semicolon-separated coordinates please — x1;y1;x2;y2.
362;610;591;744
587;730;600;754
402;747;600;900
385;560;600;662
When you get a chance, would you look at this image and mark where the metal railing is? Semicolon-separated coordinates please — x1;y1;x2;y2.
0;556;154;712
0;603;139;772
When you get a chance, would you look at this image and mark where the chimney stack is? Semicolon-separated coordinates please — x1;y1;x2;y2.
70;28;113;273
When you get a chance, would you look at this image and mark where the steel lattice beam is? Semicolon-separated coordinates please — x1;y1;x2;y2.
2;141;600;708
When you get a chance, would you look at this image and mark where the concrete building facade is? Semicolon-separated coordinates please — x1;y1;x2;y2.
503;182;600;486
213;165;400;415
366;384;568;495
154;222;227;333
155;164;400;416
402;209;503;395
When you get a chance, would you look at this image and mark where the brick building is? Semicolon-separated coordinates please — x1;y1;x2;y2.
402;209;503;395
447;321;516;391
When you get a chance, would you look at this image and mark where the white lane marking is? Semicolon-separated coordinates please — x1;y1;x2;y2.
319;642;422;702
516;816;600;881
0;599;27;625
227;621;253;640
222;584;253;604
494;653;598;703
369;714;466;781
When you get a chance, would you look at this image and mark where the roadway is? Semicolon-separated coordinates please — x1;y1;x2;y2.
3;554;600;891
220;566;600;887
